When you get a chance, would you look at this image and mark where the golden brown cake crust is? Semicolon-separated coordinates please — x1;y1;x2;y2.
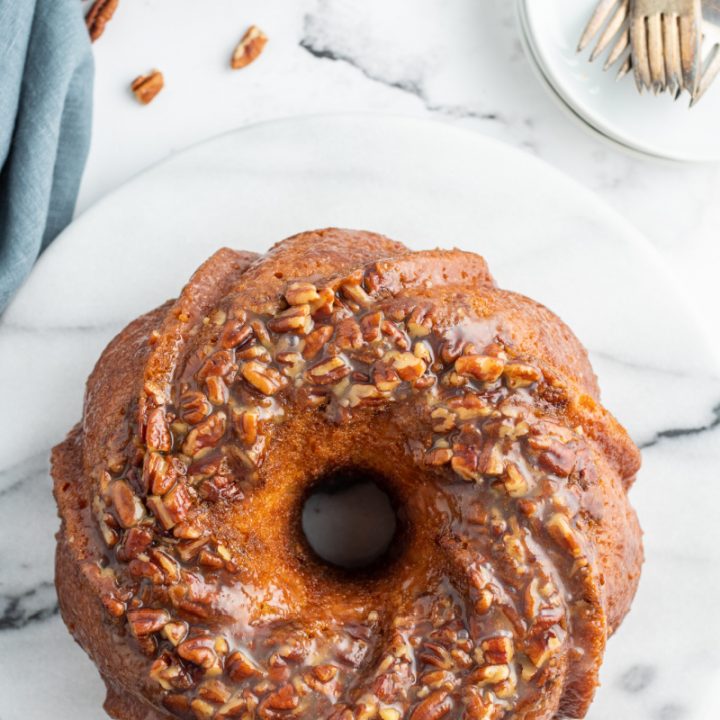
53;228;642;720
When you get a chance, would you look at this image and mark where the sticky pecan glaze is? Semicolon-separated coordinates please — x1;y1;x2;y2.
52;229;642;720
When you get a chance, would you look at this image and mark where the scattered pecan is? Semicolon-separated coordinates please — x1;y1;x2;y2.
231;25;268;69
86;0;119;42
131;70;164;105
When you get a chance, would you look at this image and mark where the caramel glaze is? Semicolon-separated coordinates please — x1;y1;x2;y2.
52;229;643;720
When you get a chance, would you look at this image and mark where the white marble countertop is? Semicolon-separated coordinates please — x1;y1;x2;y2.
78;0;720;349
2;2;720;720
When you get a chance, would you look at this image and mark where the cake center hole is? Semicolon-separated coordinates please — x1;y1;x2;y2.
301;469;398;570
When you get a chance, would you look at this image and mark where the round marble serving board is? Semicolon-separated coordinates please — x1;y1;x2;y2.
1;114;719;720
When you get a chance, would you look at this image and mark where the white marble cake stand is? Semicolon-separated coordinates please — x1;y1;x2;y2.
1;114;718;720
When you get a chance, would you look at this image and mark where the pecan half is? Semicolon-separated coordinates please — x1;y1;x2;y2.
127;608;170;637
286;282;319;306
131;70;164;105
86;0;119;42
306;356;351;385
231;25;268;69
178;636;217;669
226;650;262;680
242;361;287;396
503;362;541;388
220;319;253;349
110;479;144;528
410;690;452;720
546;513;582;557
454;355;504;382
180;391;212;425
303;324;334;360
267;304;312;334
182;413;227;456
146;407;172;452
481;636;514;664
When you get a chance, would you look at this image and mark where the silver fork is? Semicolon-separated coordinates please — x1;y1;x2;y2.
692;0;720;104
630;0;701;95
578;0;702;95
577;0;633;80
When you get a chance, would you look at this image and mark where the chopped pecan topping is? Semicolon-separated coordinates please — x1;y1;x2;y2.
183;413;227;456
109;480;144;528
242;361;287;395
267;304;313;334
127;608;170;637
425;447;453;466
286;282;320;306
145;407;172;452
180;391;212;425
503;362;541;388
306;356;351;385
178;636;217;669
85;252;611;719
454;355;505;382
410;690;452;720
226;650;263;681
546;513;582;557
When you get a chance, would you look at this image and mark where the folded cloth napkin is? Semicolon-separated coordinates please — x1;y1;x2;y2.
0;0;93;313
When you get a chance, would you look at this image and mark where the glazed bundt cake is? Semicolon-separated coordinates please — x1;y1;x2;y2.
52;228;642;720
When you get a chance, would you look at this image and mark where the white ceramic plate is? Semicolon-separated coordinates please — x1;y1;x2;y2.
1;115;719;720
519;0;720;162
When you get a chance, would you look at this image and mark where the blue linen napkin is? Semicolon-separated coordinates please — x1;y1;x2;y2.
0;0;94;313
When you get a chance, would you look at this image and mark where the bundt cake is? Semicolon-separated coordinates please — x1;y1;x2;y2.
52;228;643;720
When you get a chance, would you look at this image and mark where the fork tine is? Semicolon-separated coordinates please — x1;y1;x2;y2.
590;0;629;61
662;13;683;95
604;25;629;68
578;0;620;52
616;52;633;81
646;13;666;91
630;15;652;90
679;11;701;93
691;43;720;106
